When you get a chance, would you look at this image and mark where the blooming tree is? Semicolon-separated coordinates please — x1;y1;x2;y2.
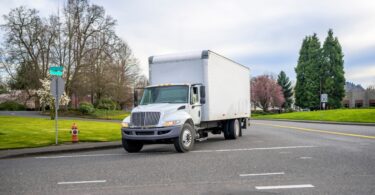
37;78;70;119
251;75;285;112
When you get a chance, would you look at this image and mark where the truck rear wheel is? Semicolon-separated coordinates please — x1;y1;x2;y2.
223;121;230;139
122;139;143;153
225;119;240;139
174;123;195;153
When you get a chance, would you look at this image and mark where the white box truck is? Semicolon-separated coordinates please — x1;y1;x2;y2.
121;50;250;153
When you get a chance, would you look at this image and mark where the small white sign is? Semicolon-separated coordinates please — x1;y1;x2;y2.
321;94;328;103
50;77;65;98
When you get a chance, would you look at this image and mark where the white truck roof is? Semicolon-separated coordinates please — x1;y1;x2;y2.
149;50;248;70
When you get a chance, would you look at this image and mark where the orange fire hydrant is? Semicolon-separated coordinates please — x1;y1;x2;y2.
71;123;79;143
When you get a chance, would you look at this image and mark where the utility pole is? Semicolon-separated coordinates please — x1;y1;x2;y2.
320;76;322;110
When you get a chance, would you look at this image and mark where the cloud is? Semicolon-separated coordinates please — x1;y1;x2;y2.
346;64;375;88
1;0;374;87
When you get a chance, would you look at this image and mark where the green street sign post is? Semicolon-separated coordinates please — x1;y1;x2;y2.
49;66;63;76
49;66;64;144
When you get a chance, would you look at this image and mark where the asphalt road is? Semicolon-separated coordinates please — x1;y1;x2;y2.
1;120;374;195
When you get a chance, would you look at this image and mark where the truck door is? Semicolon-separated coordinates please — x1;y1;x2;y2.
190;86;201;125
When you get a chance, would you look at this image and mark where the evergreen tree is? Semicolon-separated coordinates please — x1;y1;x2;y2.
295;34;322;110
322;29;345;108
277;71;293;109
294;37;309;108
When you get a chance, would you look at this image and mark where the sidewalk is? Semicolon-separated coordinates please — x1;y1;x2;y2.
0;141;122;159
251;118;375;126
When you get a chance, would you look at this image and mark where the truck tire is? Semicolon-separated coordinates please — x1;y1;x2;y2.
239;119;243;137
227;119;241;139
174;123;195;153
223;121;231;139
122;139;143;153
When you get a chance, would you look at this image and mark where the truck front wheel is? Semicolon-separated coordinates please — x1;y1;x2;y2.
122;139;143;153
174;123;195;153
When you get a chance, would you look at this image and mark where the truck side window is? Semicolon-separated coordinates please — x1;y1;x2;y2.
191;87;199;104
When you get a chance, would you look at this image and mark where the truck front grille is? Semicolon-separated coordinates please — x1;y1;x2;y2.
131;112;160;127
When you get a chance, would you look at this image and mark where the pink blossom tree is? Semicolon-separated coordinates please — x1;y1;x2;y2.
251;75;285;112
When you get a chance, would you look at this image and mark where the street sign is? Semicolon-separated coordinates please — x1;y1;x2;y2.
321;94;328;103
49;66;63;76
50;77;65;101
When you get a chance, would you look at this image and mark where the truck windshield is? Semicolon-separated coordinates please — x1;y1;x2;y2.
140;85;189;105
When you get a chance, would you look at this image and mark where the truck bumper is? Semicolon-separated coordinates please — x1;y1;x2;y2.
121;125;182;141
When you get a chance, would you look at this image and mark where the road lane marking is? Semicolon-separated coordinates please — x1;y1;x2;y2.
35;146;315;159
255;184;314;190
58;180;106;185
240;172;285;177
36;154;123;159
300;156;312;159
254;122;375;139
191;145;316;153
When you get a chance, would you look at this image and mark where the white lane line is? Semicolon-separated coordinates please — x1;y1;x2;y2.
300;156;312;159
255;184;314;190
192;146;316;153
58;180;106;185
36;146;316;159
240;172;285;177
36;154;123;159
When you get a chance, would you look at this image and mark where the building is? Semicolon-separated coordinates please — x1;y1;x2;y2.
342;82;375;108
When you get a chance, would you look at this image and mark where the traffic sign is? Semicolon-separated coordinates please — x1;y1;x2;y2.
50;77;65;101
321;94;328;103
49;66;63;76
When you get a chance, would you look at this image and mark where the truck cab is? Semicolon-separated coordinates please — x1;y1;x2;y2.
121;84;205;152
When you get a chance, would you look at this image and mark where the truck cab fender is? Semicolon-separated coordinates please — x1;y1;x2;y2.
162;110;194;128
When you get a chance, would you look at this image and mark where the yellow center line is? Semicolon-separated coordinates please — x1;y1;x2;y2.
253;122;375;139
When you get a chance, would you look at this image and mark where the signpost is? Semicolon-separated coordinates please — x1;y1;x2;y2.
321;94;328;110
49;66;64;144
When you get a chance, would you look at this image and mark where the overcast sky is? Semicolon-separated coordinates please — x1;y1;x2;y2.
1;0;374;87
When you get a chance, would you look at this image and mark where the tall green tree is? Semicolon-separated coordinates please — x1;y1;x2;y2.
322;29;345;108
277;71;293;109
295;34;322;109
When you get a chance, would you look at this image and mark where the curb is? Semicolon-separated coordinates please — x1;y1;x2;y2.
251;118;375;126
0;141;122;160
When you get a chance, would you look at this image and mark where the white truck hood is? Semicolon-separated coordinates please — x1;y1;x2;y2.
132;103;186;115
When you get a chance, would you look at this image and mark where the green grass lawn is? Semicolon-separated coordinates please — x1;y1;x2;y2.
0;116;122;150
42;109;130;120
253;108;375;123
91;109;130;120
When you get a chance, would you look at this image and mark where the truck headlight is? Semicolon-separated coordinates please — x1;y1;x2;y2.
121;122;129;128
163;120;180;127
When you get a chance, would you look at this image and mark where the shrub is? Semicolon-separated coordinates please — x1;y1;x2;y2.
0;85;7;94
78;102;95;114
0;101;26;111
96;98;117;110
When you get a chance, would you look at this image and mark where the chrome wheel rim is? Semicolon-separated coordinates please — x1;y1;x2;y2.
182;129;192;148
234;120;240;137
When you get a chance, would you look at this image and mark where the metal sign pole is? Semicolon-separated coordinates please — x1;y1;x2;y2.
55;76;58;145
49;66;64;145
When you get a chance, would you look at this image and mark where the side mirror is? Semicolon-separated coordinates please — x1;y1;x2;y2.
133;89;138;107
200;86;206;104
